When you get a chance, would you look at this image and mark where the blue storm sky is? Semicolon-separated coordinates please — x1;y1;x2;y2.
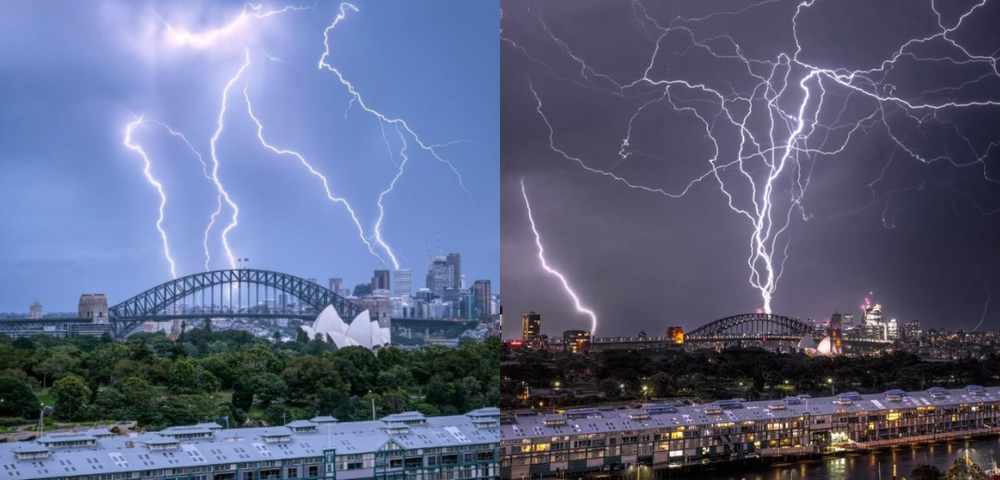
0;1;499;312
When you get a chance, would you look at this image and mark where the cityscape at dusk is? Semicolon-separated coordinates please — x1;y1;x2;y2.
501;0;1000;337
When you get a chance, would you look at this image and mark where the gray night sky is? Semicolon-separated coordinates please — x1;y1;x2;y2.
500;0;1000;338
0;1;499;312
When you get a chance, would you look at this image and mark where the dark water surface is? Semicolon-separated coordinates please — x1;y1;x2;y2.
638;437;1000;480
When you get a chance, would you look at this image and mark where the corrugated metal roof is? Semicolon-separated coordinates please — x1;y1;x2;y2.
0;412;503;480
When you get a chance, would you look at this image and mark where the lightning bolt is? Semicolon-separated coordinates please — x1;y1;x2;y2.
207;48;253;270
503;0;1000;314
319;3;472;200
156;4;310;48
372;125;410;270
974;265;991;332
242;62;388;265
140;119;219;271
124;116;178;279
521;178;599;335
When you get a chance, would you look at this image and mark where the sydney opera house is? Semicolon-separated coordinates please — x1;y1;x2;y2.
299;305;390;349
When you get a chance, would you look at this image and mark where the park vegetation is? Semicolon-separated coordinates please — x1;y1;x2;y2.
0;321;500;431
501;346;1000;409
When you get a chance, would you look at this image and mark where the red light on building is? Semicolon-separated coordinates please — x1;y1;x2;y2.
508;340;524;348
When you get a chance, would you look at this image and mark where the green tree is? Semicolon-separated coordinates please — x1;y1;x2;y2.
35;353;78;387
0;376;40;418
946;457;984;480
169;358;198;393
51;374;91;420
910;464;945;480
253;373;287;406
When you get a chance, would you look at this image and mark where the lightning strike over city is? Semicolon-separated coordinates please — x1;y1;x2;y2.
1;1;498;321
501;0;1000;337
521;178;598;335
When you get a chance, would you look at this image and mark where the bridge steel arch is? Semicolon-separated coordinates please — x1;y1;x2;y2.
686;313;811;339
108;269;364;338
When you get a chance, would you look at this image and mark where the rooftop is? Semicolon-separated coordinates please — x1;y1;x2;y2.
0;413;502;480
499;385;1000;440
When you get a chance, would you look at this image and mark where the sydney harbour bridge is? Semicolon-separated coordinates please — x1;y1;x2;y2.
589;313;891;352
0;269;469;339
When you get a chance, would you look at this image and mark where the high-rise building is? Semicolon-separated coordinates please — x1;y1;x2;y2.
446;253;462;290
307;278;318;286
29;300;43;319
842;313;854;328
563;330;591;354
863;304;883;325
372;269;391;293
522;311;541;346
904;320;922;339
427;257;453;295
328;278;343;293
472;280;492;319
830;312;843;330
353;283;373;298
393;269;412;297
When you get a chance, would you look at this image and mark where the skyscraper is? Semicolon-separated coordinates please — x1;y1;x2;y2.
427;257;453;295
473;280;491;319
446;253;461;289
393;269;411;297
372;269;391;293
522;311;541;346
329;278;343;293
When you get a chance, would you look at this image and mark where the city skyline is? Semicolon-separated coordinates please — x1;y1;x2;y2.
0;1;499;312
500;0;1000;336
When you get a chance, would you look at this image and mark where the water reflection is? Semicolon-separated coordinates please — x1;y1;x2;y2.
658;437;1000;480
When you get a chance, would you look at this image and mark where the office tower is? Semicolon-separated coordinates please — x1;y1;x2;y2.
392;269;411;297
29;300;43;319
372;269;391;293
830;312;843;330
472;280;492;319
446;253;461;289
427;257;453;295
522;311;541;346
353;283;373;298
563;330;591;354
843;313;854;328
329;278;343;293
442;287;464;318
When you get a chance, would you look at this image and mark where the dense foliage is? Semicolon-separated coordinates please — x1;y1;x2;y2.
0;327;499;430
501;346;1000;409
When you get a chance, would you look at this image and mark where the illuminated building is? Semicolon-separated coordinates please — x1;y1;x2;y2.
499;386;1000;478
903;320;922;340
522;311;541;347
667;326;684;344
562;330;591;354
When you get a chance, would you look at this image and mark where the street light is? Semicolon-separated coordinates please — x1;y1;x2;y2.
827;378;835;396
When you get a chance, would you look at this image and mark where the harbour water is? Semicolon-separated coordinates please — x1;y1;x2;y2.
654;436;1000;479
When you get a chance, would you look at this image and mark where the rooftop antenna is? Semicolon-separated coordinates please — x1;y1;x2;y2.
437;231;442;257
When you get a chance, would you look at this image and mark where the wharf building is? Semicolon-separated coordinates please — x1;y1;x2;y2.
498;385;1000;478
0;409;502;480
